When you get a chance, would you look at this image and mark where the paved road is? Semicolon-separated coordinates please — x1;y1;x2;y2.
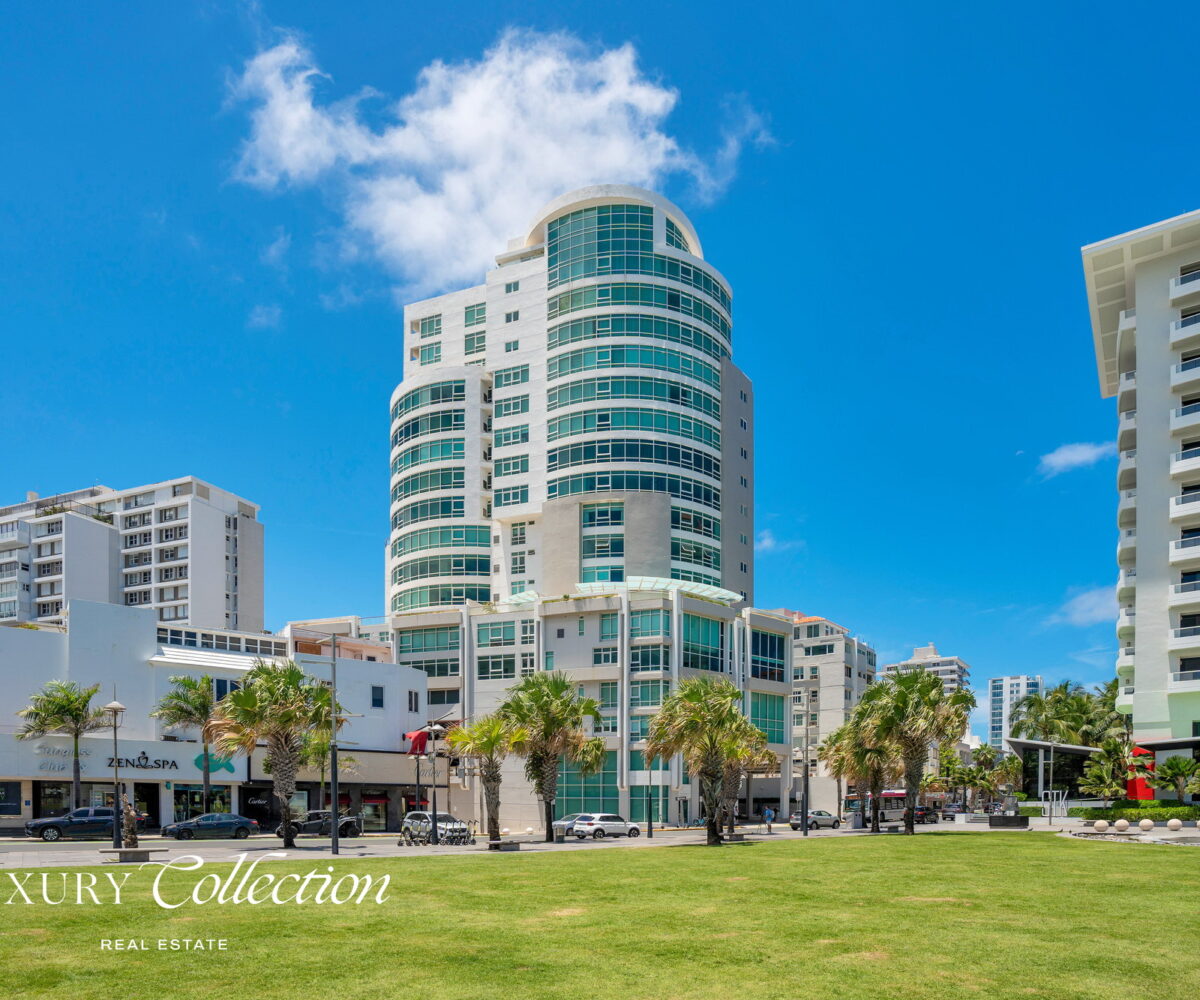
0;819;1075;870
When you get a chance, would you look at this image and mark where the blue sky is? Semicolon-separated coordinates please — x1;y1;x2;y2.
3;3;1194;738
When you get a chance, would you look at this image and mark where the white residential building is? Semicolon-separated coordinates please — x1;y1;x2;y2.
1084;208;1200;765
988;674;1042;750
0;477;263;632
782;612;877;812
0;601;426;833
385;185;792;828
882;643;971;694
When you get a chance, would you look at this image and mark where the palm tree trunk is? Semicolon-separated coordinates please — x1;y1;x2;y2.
539;755;559;842
72;733;81;811
903;757;922;835
202;742;211;814
701;771;722;846
481;758;502;844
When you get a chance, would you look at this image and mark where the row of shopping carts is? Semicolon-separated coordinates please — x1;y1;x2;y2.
398;817;479;846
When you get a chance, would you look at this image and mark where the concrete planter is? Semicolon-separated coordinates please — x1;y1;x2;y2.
988;815;1029;828
488;841;520;851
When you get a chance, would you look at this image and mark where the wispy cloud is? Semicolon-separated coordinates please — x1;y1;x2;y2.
229;28;770;297
1046;585;1117;627
1037;441;1117;478
754;529;803;554
260;228;291;268
246;303;282;329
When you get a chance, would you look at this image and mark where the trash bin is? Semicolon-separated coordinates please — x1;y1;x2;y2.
850;812;865;830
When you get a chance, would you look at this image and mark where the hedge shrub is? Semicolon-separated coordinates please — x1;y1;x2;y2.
1067;805;1200;821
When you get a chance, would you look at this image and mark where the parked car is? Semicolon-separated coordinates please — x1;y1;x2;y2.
573;814;640;839
401;811;473;842
25;806;150;842
940;802;966;820
552;813;586;836
913;805;940;825
276;809;362;839
164;813;260;840
789;809;840;830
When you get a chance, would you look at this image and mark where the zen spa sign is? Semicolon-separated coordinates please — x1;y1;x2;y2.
0;737;214;778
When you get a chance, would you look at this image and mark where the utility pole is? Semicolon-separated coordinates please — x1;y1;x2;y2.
330;633;339;856
801;728;810;838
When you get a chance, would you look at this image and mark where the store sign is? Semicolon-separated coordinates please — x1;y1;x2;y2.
194;751;236;774
107;751;179;771
34;744;92;772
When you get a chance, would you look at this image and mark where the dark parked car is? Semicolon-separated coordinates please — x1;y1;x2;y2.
25;806;147;842
163;813;260;839
940;802;965;820
913;805;940;825
276;809;362;839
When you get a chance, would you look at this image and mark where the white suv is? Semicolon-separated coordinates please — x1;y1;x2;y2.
573;814;641;839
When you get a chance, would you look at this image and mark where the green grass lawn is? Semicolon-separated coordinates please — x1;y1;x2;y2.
3;832;1198;999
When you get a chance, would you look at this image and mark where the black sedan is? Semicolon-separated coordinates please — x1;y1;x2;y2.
162;812;260;839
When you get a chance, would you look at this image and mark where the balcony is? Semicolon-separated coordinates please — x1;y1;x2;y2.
1117;569;1136;599
1117;410;1137;449
1173;357;1200;393
1116;654;1134;678
1170;669;1200;691
1169;580;1200;609
1116;607;1136;640
1117;530;1137;563
1168;626;1200;653
1169;271;1200;305
1118;308;1137;336
1172;402;1200;435
1170;536;1200;565
1170;313;1200;350
1115;685;1134;715
1118;489;1137;525
1116;646;1135;672
1172;446;1200;479
1118;448;1137;488
1117;370;1137;408
1170;492;1200;522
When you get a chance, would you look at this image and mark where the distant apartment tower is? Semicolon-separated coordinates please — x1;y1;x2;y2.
987;674;1042;749
882;643;970;693
782;612;877;811
0;477;263;631
1084;210;1200;760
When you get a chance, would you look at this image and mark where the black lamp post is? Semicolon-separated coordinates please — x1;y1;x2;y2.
103;700;125;848
428;723;445;845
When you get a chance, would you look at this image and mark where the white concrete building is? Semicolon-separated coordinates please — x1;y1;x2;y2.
882;643;970;694
385;186;792;828
0;601;427;833
1084;208;1200;764
987;674;1042;750
0;477;264;632
781;613;877;812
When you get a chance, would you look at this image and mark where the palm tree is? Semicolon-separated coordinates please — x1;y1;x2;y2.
1079;738;1134;805
1142;754;1200;802
645;676;745;846
718;718;775;833
151;674;217;814
298;731;358;815
1010;681;1085;742
992;753;1024;796
859;669;975;834
448;715;528;846
17;681;108;810
821;715;902;832
203;660;333;849
499;672;606;842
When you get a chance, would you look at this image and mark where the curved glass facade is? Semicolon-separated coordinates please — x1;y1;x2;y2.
546;283;730;341
547;314;726;361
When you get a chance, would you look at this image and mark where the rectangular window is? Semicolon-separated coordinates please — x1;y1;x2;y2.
544;650;555;671
465;331;486;355
494;395;529;418
395;626;460;654
629;750;668;772
464;303;486;326
578;616;586;635
476;622;516;647
520;618;535;644
418;315;442;338
581;565;623;582
629;609;669;638
581;534;624;558
593;646;619;665
405;657;460;677
751;629;787;682
505;310;519;323
630;645;669;672
504;280;520;293
477;655;516;680
520;652;536;675
511;553;526;575
599;681;619;708
504;340;519;352
419;343;441;365
494;425;529;448
599;613;619;641
494;455;529;478
428;689;461;706
750;692;786;744
630;679;668;708
682;614;725;672
371;686;384;709
493;365;529;388
511;522;527;545
494;485;529;507
582;503;624;527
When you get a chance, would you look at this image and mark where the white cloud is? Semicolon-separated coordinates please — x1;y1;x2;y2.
230;29;769;296
246;303;282;328
1046;585;1117;627
261;229;291;268
754;529;803;554
1037;441;1117;478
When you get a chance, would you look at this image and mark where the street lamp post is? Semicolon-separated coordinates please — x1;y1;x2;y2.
329;633;339;857
103;700;125;849
428;723;445;845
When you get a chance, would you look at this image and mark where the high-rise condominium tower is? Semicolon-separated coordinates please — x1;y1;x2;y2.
387;185;754;616
385;187;792;829
1084;209;1200;761
987;674;1042;750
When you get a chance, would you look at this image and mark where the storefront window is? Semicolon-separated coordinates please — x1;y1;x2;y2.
0;782;20;816
361;792;390;831
173;784;232;822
